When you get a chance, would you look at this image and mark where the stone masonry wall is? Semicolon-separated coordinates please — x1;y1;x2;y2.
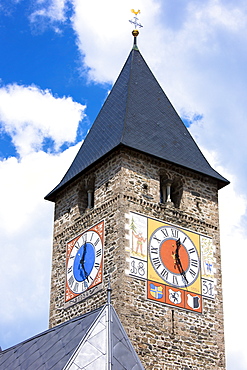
49;147;225;370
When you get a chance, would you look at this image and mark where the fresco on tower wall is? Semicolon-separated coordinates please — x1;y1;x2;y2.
201;235;216;299
128;212;148;280
126;212;216;314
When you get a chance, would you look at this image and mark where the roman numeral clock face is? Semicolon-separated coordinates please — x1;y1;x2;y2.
65;221;104;307
146;221;203;313
127;212;215;314
149;226;200;288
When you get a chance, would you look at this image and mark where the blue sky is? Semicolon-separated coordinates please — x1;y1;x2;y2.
0;1;110;157
0;1;247;369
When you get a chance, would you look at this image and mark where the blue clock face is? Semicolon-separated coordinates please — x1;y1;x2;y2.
66;229;103;294
73;243;95;282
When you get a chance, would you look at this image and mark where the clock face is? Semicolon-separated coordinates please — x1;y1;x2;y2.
127;212;212;313
149;225;200;288
67;230;103;294
65;220;104;306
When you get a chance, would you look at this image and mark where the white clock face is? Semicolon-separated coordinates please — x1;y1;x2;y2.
149;226;200;288
66;230;103;294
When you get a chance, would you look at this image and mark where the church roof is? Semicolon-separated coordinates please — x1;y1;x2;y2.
45;43;229;201
0;304;144;370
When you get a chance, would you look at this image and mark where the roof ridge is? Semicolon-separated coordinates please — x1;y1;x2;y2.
120;48;138;143
64;304;107;361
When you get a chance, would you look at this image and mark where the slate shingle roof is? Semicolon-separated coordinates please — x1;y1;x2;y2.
0;304;145;370
45;45;229;201
0;307;100;369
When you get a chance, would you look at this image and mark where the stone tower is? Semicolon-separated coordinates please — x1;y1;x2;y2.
45;33;229;369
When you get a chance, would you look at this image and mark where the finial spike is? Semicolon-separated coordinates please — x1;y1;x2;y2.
129;10;143;48
129;9;143;46
107;277;112;304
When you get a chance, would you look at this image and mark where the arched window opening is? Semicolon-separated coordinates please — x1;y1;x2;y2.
171;177;183;208
78;176;95;213
87;188;94;209
160;175;183;208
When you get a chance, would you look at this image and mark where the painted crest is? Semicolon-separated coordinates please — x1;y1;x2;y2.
187;294;200;309
168;289;182;304
150;283;163;299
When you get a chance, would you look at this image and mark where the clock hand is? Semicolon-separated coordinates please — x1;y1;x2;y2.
79;242;86;268
175;239;188;286
175;238;181;261
80;242;89;280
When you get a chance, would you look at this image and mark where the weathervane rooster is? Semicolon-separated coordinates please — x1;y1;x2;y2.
129;9;143;30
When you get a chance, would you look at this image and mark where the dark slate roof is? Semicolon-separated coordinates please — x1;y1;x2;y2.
0;304;145;370
0;307;101;369
45;45;229;200
110;305;145;370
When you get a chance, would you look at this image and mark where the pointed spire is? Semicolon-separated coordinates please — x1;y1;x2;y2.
45;34;229;201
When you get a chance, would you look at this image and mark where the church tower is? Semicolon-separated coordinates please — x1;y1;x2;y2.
45;29;228;369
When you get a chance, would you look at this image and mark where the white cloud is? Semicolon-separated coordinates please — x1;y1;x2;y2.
0;143;80;349
71;0;160;83
30;0;68;23
189;147;247;369
220;188;247;369
0;82;85;347
0;2;90;346
0;80;86;346
198;0;246;31
0;84;85;157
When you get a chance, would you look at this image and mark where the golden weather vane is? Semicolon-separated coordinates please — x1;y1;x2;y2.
131;9;140;15
129;9;143;31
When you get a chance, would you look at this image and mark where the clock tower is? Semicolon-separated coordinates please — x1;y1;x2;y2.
45;31;228;369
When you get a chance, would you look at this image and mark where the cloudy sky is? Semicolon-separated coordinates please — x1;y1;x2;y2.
0;0;246;368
